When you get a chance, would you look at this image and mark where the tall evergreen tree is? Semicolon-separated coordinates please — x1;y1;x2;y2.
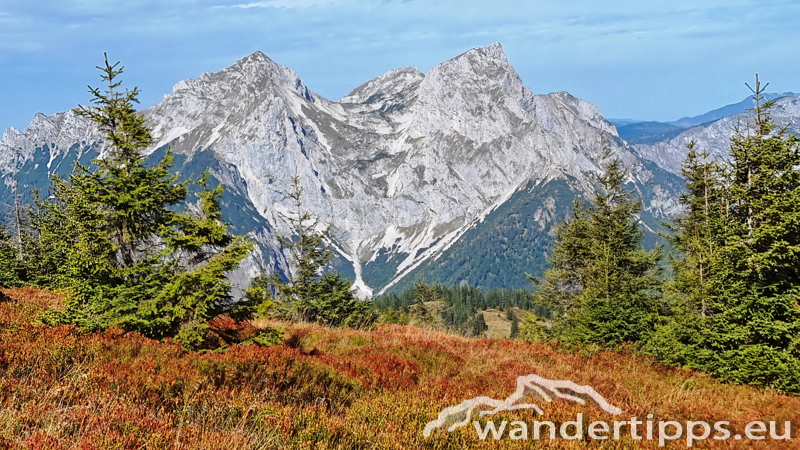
407;279;442;328
0;195;39;287
38;55;253;348
20;190;80;288
472;312;487;337
534;150;663;345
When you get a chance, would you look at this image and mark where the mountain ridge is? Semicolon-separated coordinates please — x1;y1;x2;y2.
633;94;800;175
1;43;683;296
669;91;797;128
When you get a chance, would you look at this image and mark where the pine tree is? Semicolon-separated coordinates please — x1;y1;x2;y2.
273;175;334;313
0;195;38;287
409;279;436;327
517;312;550;343
534;150;663;346
38;55;253;348
20;190;79;287
645;143;724;366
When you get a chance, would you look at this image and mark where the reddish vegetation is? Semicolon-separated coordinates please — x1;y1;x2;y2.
0;288;797;449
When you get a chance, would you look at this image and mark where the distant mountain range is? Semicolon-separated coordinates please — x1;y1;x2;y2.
669;92;797;128
633;94;800;175
1;43;796;296
610;92;798;145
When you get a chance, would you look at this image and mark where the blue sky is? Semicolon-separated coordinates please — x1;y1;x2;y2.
2;0;799;131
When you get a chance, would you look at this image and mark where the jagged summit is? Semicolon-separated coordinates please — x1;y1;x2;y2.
146;48;324;154
221;50;290;79
2;126;21;142
635;94;800;174
432;41;510;73
166;49;313;104
460;41;507;61
340;42;509;106
241;50;269;62
340;66;424;104
421;40;519;95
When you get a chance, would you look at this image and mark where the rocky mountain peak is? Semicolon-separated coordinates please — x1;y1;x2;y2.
426;40;512;81
467;41;507;61
167;50;310;101
1;126;22;143
537;91;613;135
0;109;97;177
145;49;324;154
339;66;424;104
635;94;800;174
408;41;529;143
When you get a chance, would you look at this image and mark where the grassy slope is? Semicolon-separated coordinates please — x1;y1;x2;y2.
0;288;797;449
480;307;525;339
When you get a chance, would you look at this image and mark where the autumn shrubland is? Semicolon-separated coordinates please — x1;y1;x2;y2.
0;287;796;449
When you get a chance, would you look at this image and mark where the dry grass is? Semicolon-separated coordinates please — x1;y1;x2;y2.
0;288;797;449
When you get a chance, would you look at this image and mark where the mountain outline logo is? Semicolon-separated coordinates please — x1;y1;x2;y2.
423;373;622;437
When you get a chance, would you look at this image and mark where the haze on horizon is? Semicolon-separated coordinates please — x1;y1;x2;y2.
1;0;798;131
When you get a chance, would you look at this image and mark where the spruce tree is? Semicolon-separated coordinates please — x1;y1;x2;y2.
408;279;440;328
471;312;487;337
534;150;663;346
646;143;724;367
653;76;800;393
662;142;724;315
260;175;372;327
0;196;39;287
21;190;80;287
38;55;253;348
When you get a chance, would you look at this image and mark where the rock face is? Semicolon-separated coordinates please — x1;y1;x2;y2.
0;42;684;296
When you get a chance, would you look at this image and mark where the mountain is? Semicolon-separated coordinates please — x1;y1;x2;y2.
610;92;798;147
0;42;683;296
634;94;800;175
669;92;797;129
